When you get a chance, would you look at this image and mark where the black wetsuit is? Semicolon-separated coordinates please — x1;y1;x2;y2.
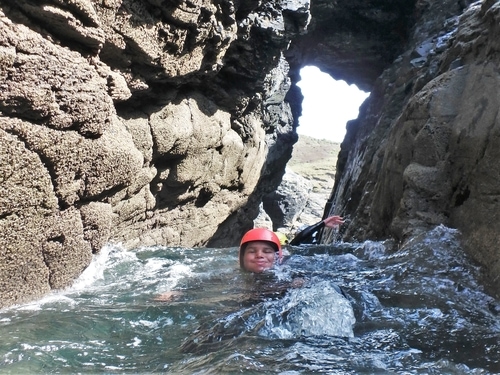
289;220;326;246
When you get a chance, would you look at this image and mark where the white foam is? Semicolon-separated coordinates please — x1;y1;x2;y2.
259;280;356;339
154;263;194;293
69;244;124;291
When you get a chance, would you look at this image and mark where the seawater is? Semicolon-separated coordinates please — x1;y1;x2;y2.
0;225;499;374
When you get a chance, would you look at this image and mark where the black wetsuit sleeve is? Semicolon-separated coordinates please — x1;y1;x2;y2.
289;220;325;246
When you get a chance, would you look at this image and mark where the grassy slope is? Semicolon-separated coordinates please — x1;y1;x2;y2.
288;135;340;194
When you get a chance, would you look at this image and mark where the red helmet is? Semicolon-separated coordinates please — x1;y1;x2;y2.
239;228;282;268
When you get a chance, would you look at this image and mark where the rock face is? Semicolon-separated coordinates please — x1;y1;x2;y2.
1;0;500;306
0;0;307;307
310;0;500;297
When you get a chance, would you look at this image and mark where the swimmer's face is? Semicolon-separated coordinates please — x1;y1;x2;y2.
242;241;277;273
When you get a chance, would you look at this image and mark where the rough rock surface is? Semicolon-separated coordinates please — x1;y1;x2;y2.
1;0;500;306
0;0;307;307
314;0;500;297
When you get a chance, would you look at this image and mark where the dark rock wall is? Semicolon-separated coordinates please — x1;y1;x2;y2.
287;0;418;92
315;0;500;297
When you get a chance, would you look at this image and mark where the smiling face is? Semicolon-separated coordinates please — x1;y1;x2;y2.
241;241;277;273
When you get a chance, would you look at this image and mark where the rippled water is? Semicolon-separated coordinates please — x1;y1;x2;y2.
0;225;499;374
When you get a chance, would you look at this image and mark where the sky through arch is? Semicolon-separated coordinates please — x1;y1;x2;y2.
296;66;370;143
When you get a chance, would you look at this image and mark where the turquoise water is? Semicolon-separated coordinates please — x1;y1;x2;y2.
0;225;499;374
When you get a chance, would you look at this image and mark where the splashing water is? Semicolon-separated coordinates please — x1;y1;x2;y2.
0;225;499;374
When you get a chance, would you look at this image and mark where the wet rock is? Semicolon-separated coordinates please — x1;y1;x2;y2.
323;0;500;297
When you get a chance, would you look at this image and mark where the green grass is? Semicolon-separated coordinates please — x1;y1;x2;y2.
288;135;340;193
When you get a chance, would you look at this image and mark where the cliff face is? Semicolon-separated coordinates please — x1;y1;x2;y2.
314;0;500;297
0;0;308;307
1;0;499;307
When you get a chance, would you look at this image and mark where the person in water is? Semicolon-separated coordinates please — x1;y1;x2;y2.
154;215;344;300
239;215;344;273
181;216;350;353
239;228;282;273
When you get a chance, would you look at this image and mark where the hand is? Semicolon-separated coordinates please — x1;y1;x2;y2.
323;215;344;228
153;291;183;302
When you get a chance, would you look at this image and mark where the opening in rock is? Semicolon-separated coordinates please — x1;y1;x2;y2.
296;65;369;143
257;66;370;238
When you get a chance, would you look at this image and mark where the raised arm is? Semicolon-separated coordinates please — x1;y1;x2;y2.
289;216;344;246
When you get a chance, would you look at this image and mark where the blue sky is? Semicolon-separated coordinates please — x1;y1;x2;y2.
297;66;370;143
